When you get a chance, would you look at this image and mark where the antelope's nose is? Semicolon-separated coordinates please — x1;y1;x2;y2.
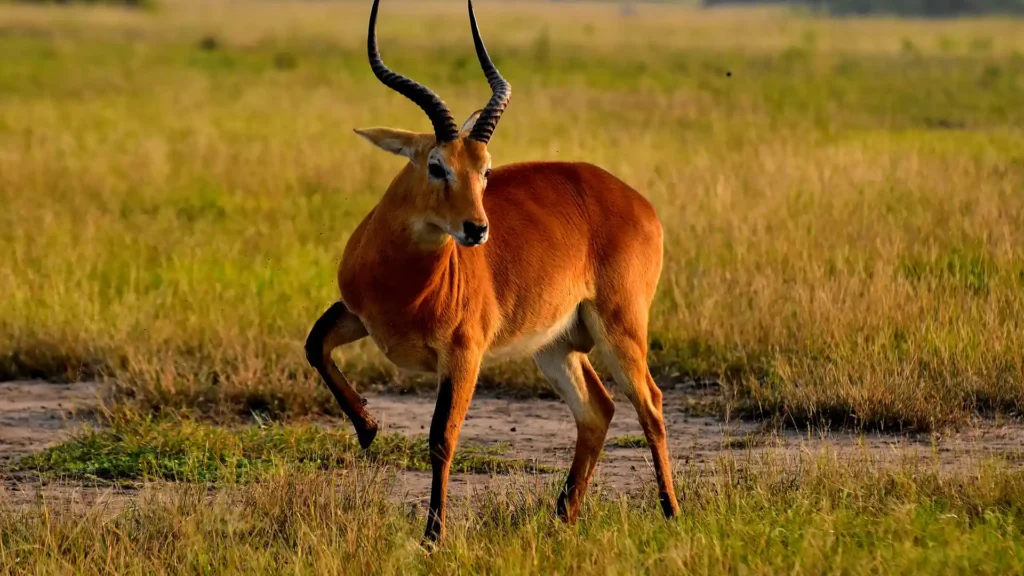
462;221;489;245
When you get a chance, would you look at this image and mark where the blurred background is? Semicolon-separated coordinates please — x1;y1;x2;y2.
1;0;1022;431
703;0;1024;16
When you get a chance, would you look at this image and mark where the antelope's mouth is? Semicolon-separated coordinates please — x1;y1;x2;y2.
452;230;489;247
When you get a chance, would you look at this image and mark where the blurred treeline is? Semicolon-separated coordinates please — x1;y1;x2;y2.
14;0;152;7
13;0;1024;17
702;0;1024;16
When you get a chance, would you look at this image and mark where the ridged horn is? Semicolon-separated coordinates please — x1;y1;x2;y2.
467;0;511;144
367;0;459;143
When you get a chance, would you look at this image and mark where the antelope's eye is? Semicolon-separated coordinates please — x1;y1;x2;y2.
428;163;446;180
484;168;492;179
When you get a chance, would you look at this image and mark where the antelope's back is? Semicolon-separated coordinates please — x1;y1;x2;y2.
480;161;663;304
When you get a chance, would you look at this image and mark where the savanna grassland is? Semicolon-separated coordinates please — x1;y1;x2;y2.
2;1;1024;573
6;454;1024;574
2;0;1024;427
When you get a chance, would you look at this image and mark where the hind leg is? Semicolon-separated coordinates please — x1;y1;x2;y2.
534;340;615;523
583;304;680;518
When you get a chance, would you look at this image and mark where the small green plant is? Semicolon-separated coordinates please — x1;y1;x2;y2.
606;435;648;449
722;433;771;450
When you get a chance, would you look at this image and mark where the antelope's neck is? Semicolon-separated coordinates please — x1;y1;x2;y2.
359;211;463;314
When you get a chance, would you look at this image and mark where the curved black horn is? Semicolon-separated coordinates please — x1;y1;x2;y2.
368;0;459;143
467;0;511;144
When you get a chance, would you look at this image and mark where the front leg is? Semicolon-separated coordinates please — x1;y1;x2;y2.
423;349;482;544
305;302;377;449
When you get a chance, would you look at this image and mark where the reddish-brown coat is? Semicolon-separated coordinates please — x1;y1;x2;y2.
306;0;682;543
308;156;679;542
338;161;662;375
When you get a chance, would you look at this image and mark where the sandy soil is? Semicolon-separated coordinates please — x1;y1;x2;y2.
0;380;97;458
0;381;122;511
2;380;1023;508
365;390;1024;499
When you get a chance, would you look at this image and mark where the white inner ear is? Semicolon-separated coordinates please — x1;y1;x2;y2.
354;129;418;160
372;137;414;158
461;110;483;134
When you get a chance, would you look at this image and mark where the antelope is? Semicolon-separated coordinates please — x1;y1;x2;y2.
305;0;680;543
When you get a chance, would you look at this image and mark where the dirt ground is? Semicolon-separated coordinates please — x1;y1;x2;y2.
0;380;97;458
2;380;1024;509
367;388;1024;500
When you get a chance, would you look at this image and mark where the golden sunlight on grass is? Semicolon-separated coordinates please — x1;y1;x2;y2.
1;0;1022;430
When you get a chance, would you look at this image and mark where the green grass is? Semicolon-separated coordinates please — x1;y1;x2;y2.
722;432;773;450
14;415;549;483
3;4;1024;569
606;435;649;449
4;454;1024;574
1;1;1023;433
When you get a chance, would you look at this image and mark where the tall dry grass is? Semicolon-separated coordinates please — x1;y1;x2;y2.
1;1;1023;428
4;454;1024;574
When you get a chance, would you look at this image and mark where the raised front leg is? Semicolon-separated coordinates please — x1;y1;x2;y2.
423;350;481;544
304;302;378;449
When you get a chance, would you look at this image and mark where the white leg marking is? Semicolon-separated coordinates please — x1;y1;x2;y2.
534;345;601;427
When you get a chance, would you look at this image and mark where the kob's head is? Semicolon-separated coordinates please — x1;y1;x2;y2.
355;0;510;248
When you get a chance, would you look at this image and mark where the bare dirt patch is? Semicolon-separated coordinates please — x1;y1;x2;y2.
363;389;1024;498
3;380;1024;507
0;380;98;458
0;380;120;511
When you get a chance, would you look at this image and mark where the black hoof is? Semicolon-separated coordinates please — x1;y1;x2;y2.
355;418;378;450
659;493;680;519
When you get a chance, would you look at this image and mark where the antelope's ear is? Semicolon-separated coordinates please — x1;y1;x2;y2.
353;128;429;160
460;110;483;134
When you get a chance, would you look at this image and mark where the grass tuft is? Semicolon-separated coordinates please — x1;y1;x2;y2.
14;415;551;483
606;434;649;449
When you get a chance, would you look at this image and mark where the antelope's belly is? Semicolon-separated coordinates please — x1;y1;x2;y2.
483;309;578;365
